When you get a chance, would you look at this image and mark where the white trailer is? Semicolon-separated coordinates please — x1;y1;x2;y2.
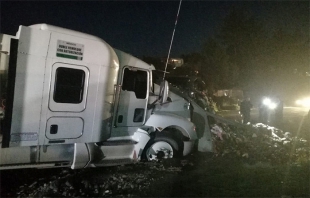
0;24;197;170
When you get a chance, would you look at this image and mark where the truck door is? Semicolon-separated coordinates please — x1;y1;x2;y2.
46;63;89;140
115;67;149;127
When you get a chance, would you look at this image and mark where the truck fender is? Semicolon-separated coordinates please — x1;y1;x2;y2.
145;112;197;140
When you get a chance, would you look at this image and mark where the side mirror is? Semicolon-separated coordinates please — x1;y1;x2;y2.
159;80;169;104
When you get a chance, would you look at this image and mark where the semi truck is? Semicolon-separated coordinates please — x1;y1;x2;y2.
0;24;200;170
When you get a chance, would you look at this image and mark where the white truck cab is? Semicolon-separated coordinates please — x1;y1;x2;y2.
0;24;197;169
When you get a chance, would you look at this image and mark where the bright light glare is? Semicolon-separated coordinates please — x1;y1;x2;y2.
296;97;310;107
268;102;277;109
263;98;277;109
303;98;310;107
263;98;271;105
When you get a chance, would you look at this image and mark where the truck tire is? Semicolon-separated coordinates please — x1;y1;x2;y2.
142;131;183;161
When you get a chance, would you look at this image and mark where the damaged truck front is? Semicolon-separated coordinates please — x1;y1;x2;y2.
0;24;197;170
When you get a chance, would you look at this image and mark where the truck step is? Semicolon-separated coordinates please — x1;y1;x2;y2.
96;140;137;146
0;161;71;170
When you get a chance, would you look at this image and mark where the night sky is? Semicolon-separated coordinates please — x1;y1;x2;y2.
1;1;308;58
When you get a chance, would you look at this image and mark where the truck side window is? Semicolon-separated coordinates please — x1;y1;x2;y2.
54;67;85;103
122;68;147;99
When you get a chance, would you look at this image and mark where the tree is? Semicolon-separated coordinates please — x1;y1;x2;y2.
266;28;310;99
218;8;269;92
200;38;233;91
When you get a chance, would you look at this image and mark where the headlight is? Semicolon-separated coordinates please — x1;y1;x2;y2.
268;102;277;109
263;98;271;106
263;98;277;109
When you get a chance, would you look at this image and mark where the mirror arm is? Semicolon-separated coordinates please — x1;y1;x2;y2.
147;97;160;110
147;96;172;110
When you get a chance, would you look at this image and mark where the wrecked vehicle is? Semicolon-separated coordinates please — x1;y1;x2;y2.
152;74;217;152
0;24;198;170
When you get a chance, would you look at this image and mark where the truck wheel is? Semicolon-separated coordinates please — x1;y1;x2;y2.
142;131;183;161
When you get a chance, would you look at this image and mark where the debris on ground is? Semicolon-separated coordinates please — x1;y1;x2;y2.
211;123;310;165
6;160;187;197
1;122;309;197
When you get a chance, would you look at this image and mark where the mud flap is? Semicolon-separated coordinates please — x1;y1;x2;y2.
71;143;90;169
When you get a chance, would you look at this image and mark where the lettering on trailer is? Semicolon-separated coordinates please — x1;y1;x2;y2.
56;40;84;60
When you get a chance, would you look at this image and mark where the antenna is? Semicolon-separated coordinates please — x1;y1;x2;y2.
163;0;182;80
